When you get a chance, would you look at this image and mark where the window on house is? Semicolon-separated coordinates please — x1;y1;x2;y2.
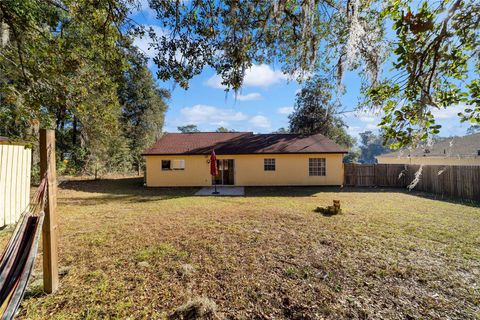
264;158;276;171
161;160;171;170
172;159;185;170
309;158;326;176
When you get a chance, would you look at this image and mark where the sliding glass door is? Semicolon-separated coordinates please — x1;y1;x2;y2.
212;159;234;185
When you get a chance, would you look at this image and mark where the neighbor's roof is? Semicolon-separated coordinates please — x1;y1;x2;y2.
377;133;480;158
143;132;348;155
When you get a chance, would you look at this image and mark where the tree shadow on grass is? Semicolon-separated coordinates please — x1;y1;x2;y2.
244;186;407;197
245;186;480;207
59;177;199;203
397;189;480;208
58;178;479;207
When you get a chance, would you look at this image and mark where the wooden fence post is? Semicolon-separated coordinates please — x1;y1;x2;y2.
353;163;357;187
39;129;59;293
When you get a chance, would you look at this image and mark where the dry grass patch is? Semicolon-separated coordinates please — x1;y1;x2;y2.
1;177;478;319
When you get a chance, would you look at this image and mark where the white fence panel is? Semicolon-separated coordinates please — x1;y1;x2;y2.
0;143;31;227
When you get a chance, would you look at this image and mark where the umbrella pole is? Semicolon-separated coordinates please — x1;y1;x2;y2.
212;179;219;194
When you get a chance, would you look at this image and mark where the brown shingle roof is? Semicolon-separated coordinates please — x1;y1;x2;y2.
143;132;348;155
378;133;480;158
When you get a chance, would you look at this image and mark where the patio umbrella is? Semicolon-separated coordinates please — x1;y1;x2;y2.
210;150;219;194
210;150;218;176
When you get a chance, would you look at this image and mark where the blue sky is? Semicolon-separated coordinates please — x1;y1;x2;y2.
130;3;470;142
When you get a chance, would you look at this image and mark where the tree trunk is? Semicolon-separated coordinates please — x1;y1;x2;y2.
72;116;77;146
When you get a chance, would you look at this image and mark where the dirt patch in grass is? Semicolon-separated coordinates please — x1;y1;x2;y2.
3;178;479;319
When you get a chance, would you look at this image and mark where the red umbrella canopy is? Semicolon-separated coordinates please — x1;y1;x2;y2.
210;150;218;176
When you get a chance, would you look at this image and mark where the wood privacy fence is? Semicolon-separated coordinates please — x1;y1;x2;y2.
0;142;32;227
344;163;480;202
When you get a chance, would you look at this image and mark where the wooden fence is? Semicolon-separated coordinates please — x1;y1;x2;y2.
344;163;480;202
0;141;32;227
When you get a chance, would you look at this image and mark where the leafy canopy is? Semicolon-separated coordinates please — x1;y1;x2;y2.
2;0;479;153
0;0;170;175
289;76;356;149
358;131;390;164
366;0;480;147
119;47;170;173
145;0;479;147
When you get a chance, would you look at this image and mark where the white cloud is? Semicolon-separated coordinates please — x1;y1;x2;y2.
205;64;288;89
431;103;466;120
277;107;294;115
172;105;273;132
347;126;363;136
204;75;224;89
249;115;271;129
359;116;376;123
352;109;382;123
245;64;288;87
179;104;248;126
349;123;378;134
431;103;470;136
236;92;262;101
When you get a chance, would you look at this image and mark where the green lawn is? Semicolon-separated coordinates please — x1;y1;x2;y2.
3;177;479;319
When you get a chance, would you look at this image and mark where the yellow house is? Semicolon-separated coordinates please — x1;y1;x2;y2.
143;132;347;187
376;133;480;166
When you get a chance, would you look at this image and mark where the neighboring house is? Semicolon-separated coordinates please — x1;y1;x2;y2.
376;133;480;165
143;132;347;187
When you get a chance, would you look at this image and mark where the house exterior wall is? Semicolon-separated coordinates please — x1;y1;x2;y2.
376;156;480;166
145;153;344;187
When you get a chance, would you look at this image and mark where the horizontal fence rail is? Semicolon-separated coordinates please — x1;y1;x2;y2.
344;163;480;202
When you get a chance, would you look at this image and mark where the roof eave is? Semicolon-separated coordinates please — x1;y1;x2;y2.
142;151;349;156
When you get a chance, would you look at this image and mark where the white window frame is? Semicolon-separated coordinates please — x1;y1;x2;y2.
309;158;326;176
171;159;185;170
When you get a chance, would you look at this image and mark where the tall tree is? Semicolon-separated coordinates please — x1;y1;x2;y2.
0;0;129;174
216;127;235;132
118;48;170;174
466;125;480;135
0;0;170;177
358;131;390;164
0;0;129;132
177;125;200;133
273;128;290;134
289;76;356;149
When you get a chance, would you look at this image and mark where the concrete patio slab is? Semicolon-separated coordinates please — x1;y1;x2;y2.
195;186;245;196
